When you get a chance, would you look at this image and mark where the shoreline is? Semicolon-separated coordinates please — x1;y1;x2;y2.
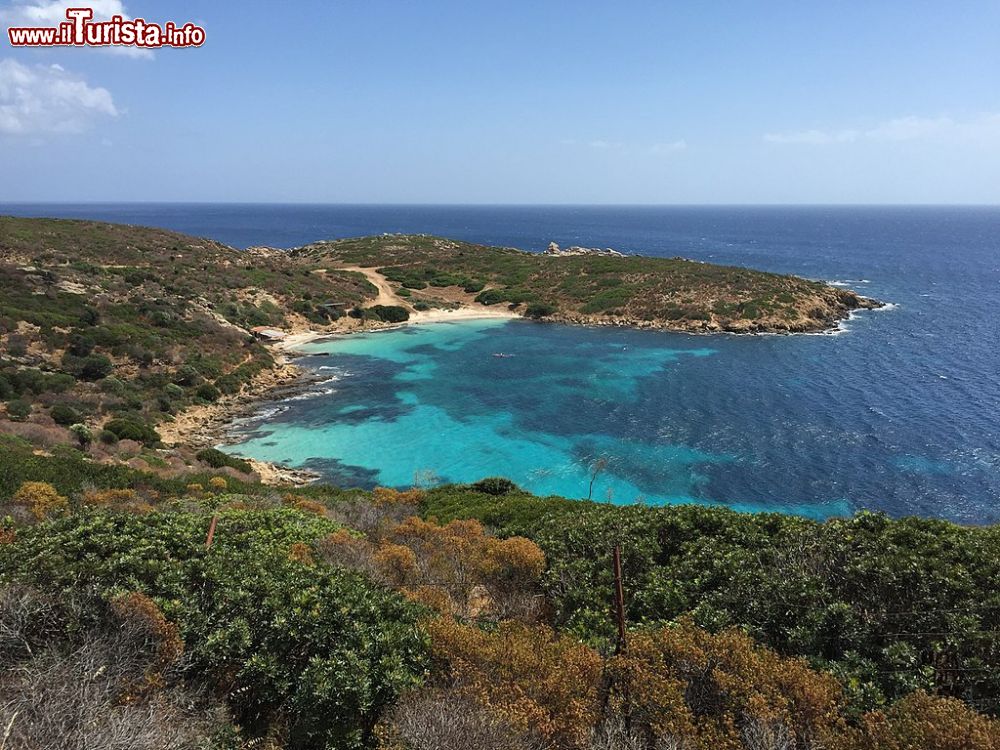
190;293;886;487
273;306;521;354
168;308;521;486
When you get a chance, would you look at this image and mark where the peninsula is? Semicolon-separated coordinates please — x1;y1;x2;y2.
297;233;882;334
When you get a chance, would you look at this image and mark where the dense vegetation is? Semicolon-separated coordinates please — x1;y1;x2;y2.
1;501;428;749
296;234;879;333
423;485;1000;714
3;467;999;749
0;216;376;455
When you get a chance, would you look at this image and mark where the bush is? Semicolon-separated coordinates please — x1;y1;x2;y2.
1;509;429;749
474;289;507;306
471;477;519;496
172;365;202;387
378;689;542;750
196;447;252;474
322;516;545;621
421;489;1000;712
104;417;161;446
62;353;114;381
525;302;557;319
10;481;69;521
69;424;92;448
98;429;119;446
0;587;227;750
369;305;410;323
6;398;31;422
164;382;185;398
427;618;603;749
49;403;82;426
195;383;221;402
66;332;96;356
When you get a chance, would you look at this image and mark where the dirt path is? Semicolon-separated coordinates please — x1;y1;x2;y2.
339;265;412;310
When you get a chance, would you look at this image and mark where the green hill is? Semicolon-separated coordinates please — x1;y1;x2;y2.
298;233;881;333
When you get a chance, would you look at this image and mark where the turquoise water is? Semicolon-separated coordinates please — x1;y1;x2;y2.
226;319;854;520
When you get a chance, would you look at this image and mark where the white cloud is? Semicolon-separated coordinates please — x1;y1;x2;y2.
1;0;153;58
0;58;118;135
765;114;1000;146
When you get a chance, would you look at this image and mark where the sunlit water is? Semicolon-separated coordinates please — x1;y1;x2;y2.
5;204;999;521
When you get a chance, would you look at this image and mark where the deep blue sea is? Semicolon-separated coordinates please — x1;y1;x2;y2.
4;204;999;522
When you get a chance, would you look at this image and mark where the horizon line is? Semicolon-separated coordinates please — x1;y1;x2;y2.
2;201;999;208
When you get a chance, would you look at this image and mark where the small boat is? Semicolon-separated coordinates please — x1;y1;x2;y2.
492;352;515;359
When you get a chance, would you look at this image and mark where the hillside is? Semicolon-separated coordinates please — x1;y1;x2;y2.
297;233;881;333
0;217;378;467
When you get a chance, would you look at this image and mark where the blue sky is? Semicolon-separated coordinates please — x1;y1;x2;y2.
1;0;998;203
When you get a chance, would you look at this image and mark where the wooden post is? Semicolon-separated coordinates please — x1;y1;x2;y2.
205;513;219;549
613;544;627;655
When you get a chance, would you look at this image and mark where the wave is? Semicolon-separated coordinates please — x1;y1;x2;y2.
827;278;871;286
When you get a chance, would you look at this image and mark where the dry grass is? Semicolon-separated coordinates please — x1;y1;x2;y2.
0;586;227;750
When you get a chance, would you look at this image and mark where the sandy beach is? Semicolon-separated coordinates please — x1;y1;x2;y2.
169;293;522;485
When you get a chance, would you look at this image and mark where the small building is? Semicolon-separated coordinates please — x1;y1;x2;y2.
250;326;286;342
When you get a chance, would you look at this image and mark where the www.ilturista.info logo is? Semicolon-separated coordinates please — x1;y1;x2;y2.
7;7;205;49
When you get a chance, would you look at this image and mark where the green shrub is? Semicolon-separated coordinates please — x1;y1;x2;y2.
368;305;410;323
470;477;520;496
172;365;202;387
475;289;507;306
69;423;93;448
195;383;221;402
49;403;82;426
196;447;252;474
66;332;95;356
98;429;119;446
6;399;30;422
525;302;557;319
214;375;242;395
0;509;429;749
104;417;160;446
62;353;114;381
421;488;1000;712
99;375;128;395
